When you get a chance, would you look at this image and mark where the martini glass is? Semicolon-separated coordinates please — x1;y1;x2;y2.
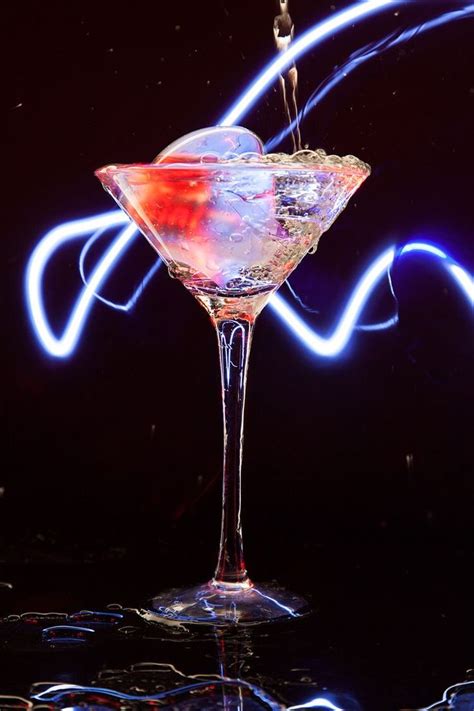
96;148;370;625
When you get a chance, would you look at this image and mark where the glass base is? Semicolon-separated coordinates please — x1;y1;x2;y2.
141;579;311;626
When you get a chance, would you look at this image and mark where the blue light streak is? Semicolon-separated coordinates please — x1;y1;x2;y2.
265;4;474;152
25;210;129;357
270;247;395;357
24;0;473;359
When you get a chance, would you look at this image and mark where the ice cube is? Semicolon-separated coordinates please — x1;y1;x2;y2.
153;126;264;164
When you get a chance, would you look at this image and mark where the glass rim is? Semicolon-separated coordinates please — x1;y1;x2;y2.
95;159;370;180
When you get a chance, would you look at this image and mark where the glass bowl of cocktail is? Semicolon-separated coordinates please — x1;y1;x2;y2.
96;127;370;625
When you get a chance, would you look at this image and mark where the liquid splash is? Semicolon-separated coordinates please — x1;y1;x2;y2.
0;605;199;654
273;1;302;152
265;3;474;152
220;0;396;128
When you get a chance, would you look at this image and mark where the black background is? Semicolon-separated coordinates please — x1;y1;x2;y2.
3;1;473;708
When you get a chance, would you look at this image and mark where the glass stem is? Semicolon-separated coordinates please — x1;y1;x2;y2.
213;317;254;588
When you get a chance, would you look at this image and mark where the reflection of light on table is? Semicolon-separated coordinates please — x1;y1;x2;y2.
423;679;474;710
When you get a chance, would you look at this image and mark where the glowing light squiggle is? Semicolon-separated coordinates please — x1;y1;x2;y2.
270;247;395;357
25;0;407;358
27;214;472;360
272;242;472;358
25;211;129;358
24;0;473;359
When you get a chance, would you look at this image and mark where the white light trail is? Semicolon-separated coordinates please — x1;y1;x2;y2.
24;0;472;359
269;247;395;357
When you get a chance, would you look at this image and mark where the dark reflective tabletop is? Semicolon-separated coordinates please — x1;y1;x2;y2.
0;535;472;710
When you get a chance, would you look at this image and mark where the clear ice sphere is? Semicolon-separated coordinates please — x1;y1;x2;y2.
153;125;264;163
